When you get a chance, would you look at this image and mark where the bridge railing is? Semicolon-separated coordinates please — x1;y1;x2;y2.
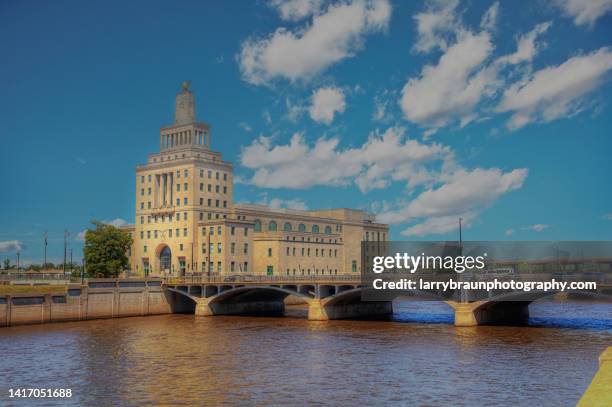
164;274;361;285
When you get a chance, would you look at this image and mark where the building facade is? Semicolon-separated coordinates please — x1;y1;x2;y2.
124;83;388;277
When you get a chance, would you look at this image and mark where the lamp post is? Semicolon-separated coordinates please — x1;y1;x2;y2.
44;231;48;270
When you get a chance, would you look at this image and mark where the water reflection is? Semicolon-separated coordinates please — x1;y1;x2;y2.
0;300;609;406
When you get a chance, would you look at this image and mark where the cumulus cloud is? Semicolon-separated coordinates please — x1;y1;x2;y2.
0;240;24;253
402;2;561;132
238;0;391;85
239;122;253;132
309;87;346;124
104;218;129;228
505;228;515;236
240;127;452;192
378;168;528;235
269;0;323;21
555;0;612;27
412;0;461;53
522;223;550;232
400;30;498;128
496;22;551;65
496;47;612;130
480;2;499;32
77;231;87;242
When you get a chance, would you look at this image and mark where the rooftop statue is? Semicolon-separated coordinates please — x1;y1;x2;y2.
181;80;191;92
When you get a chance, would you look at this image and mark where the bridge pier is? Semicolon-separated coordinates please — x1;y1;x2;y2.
450;301;530;327
307;299;393;321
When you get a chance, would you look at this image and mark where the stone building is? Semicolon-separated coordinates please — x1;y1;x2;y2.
123;83;388;277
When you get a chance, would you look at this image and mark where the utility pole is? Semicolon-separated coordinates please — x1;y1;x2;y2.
63;229;69;278
17;251;20;272
81;257;85;285
70;248;73;276
44;230;48;269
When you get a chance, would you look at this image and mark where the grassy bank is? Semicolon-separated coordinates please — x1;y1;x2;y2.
0;285;68;295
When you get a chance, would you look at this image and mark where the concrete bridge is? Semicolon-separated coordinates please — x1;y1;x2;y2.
163;276;612;326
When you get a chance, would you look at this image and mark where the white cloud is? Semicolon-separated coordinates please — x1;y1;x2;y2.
238;0;391;85
239;122;253;132
239;127;452;192
285;98;306;122
269;198;309;210
269;0;323;21
400;30;498;128
378;168;528;236
555;0;612;27
309;87;346;124
104;218;129;228
480;2;499;32
505;228;515;236
497;47;612;130
0;240;24;253
496;22;551;65
263;109;272;124
412;0;460;53
77;230;87;242
522;223;549;232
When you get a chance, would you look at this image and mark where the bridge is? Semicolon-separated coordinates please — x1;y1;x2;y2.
163;275;612;326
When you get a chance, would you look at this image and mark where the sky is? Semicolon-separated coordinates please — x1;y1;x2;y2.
1;0;612;265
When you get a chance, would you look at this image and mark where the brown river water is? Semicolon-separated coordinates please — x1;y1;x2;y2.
0;299;610;406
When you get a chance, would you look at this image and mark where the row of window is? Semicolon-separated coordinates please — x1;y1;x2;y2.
254;220;335;234
364;231;386;241
281;247;339;257
285;268;339;275
202;242;249;255
202;226;248;237
140;170;229;183
285;235;339;244
143;243;187;253
141;228;188;239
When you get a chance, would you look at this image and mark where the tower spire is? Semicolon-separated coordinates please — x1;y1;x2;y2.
175;80;195;125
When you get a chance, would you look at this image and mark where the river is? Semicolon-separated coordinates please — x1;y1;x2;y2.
0;299;610;406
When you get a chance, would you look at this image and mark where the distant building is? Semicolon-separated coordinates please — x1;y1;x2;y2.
123;83;388;277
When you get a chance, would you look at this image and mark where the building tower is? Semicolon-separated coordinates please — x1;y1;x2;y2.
131;82;234;276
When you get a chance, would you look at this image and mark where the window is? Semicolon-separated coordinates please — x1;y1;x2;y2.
177;213;181;221
231;242;235;254
254;219;262;232
183;183;187;191
148;202;151;209
184;197;188;205
244;227;248;236
177;184;181;192
140;231;144;239
231;262;235;272
154;230;158;238
200;183;203;191
208;184;212;192
140;176;144;183
140;202;144;209
217;226;222;235
268;248;272;257
244;243;248;254
200;198;203;205
200;169;204;177
184;169;188;177
202;243;206;253
215;199;219;207
217;262;222;273
208;198;212;207
176;198;180;206
217;243;222;253
286;247;290;255
325;226;332;234
352;260;357;273
140;216;144;224
140;188;144;196
208;170;212;178
223;173;227;181
244;262;248;272
231;226;235;235
215;172;219;180
183;228;187;237
312;225;320;233
223;186;227;194
268;221;277;231
215;185;219;193
266;265;273;276
283;222;292;232
147;231;151;238
144;245;147;253
298;223;306;232
147;187;151;195
223;201;227;208
169;229;172;237
184;212;187;220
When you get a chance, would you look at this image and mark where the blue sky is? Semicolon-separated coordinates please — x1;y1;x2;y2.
1;0;611;265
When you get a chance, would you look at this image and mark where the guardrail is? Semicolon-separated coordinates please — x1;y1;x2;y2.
164;274;361;284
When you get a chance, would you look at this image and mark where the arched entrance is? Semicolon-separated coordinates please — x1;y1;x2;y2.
159;246;171;274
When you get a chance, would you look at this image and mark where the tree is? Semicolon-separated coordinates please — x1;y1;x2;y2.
83;221;132;278
3;258;10;270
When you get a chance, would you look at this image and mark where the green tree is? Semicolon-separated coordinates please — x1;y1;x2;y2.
83;221;132;278
3;258;10;270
